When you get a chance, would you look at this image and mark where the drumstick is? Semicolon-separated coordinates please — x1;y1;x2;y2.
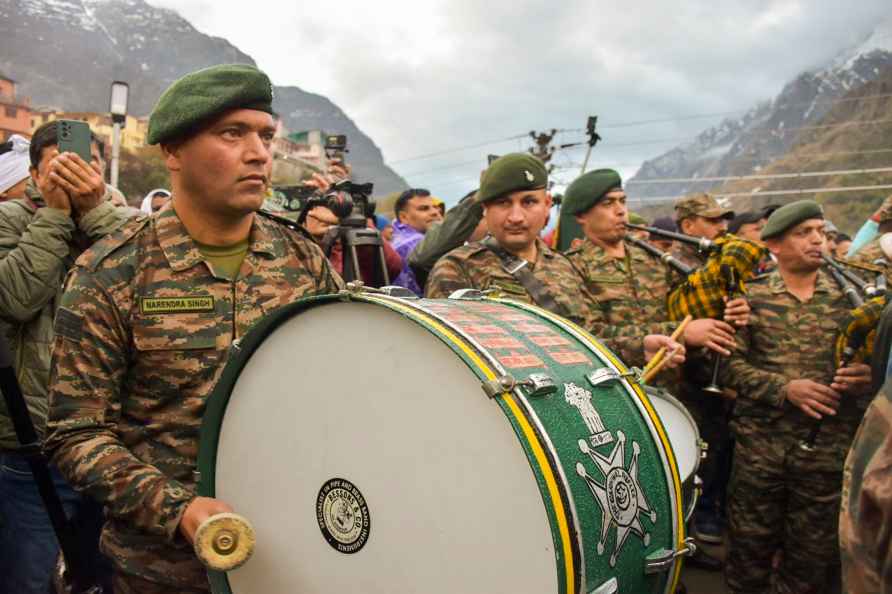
640;315;691;383
641;345;683;385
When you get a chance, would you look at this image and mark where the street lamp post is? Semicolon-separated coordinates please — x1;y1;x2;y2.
109;81;129;188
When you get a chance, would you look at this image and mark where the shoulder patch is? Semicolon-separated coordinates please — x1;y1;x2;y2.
257;209;317;242
53;307;84;342
81;216;151;272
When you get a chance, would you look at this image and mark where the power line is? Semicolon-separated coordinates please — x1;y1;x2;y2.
626;166;892;186
392;90;892;174
633;182;892;204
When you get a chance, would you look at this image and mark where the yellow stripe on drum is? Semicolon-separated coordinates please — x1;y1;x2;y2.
497;300;686;593
361;295;577;594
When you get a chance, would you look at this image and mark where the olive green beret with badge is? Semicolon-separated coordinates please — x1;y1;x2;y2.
147;64;274;145
561;168;623;216
760;200;824;240
477;153;547;203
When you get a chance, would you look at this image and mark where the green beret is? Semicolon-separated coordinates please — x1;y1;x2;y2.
562;169;622;215
147;64;274;145
761;200;824;240
478;153;547;203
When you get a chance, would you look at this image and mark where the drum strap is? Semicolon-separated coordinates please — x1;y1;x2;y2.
483;238;571;318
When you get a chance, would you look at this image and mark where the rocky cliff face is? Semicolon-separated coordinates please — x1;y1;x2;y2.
628;16;892;202
0;0;408;195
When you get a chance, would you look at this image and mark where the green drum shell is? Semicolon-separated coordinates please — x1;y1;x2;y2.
198;294;686;594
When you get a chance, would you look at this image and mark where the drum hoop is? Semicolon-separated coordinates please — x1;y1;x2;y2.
642;386;702;480
369;295;583;594
197;293;583;594
490;298;686;594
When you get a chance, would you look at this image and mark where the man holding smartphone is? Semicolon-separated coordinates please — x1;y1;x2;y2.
0;121;131;594
44;64;342;594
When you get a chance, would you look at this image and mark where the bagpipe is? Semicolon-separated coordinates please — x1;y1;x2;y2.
800;255;887;450
624;223;768;321
625;224;768;394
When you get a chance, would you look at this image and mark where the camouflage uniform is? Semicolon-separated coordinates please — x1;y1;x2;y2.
425;238;647;366
839;380;892;594
565;238;677;336
723;269;872;594
44;202;343;590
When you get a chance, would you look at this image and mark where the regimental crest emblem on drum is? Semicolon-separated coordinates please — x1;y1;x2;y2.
563;383;613;446
316;478;371;554
575;432;656;568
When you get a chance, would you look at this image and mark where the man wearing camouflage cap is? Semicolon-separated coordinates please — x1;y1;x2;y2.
673;192;734;270
721;200;872;594
849;194;892;287
44;64;343;593
425;153;684;369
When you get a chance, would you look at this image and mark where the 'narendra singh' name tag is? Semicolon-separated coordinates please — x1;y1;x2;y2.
140;296;215;314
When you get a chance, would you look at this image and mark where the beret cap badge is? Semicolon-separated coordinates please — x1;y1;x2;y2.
524;170;535;183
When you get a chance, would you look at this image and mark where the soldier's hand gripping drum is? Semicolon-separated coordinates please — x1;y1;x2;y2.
196;291;698;594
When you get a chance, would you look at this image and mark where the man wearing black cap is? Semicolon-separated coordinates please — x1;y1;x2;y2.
44;65;343;593
728;211;766;243
722;200;872;594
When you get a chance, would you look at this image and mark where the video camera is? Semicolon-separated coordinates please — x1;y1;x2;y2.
298;180;376;228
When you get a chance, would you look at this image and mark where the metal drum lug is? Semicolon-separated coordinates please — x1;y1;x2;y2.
586;368;637;388
644;538;697;574
447;288;499;300
480;373;556;399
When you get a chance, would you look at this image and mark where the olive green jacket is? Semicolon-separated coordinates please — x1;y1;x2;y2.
0;187;133;449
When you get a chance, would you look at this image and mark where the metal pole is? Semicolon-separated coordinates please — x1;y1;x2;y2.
110;122;122;188
580;143;594;175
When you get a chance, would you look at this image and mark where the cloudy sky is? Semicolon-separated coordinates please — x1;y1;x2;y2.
150;0;889;202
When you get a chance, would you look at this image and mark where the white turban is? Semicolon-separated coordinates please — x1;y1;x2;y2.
141;188;171;214
0;135;31;194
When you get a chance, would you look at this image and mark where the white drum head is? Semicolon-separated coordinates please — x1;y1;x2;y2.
646;392;699;482
213;302;557;593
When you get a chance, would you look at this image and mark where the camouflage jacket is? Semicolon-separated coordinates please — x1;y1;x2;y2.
425;239;646;366
0;186;132;450
565;238;676;337
840;380;892;594
848;238;891;288
723;269;872;470
43;202;343;587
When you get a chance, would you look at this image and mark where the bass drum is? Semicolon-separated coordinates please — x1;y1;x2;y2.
643;387;704;522
198;293;691;594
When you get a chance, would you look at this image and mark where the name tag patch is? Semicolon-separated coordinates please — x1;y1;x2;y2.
140;296;215;314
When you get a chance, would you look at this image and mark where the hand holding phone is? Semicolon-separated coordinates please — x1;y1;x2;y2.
49;153;105;217
56;120;92;163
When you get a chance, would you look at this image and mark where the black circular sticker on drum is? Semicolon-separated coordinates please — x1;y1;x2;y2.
316;478;371;554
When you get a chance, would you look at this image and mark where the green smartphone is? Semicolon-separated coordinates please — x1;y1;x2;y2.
56;119;92;163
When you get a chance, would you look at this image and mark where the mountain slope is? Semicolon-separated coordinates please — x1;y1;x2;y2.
627;16;892;203
0;0;408;195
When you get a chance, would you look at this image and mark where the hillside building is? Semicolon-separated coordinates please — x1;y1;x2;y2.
0;75;33;142
30;111;148;154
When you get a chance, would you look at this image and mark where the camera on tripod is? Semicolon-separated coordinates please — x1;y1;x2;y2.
297;179;390;287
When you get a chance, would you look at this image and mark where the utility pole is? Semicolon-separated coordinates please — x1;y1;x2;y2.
528;128;557;163
579;116;602;175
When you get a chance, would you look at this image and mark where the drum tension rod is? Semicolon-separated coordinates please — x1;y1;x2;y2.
644;538;697;574
585;368;638;388
481;373;557;399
